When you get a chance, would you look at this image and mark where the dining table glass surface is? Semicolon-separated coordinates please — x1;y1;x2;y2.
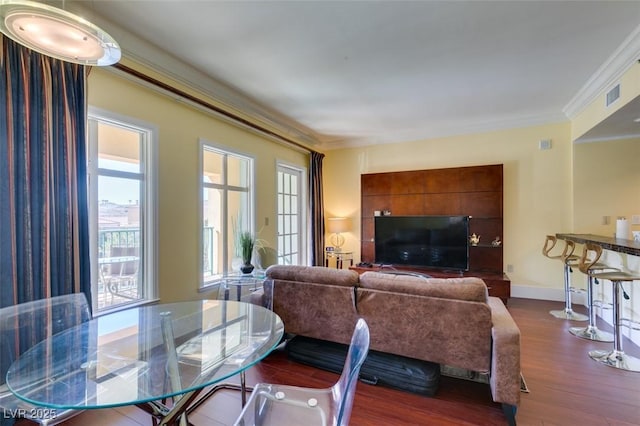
6;300;284;410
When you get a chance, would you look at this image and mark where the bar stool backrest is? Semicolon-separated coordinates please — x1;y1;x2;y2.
578;243;603;275
542;236;576;262
560;240;576;264
542;235;558;258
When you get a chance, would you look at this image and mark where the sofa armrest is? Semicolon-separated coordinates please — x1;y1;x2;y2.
487;296;521;406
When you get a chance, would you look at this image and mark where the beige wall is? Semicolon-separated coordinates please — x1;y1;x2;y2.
574;137;640;235
88;67;308;302
323;121;574;297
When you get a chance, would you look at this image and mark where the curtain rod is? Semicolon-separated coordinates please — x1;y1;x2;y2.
112;62;315;154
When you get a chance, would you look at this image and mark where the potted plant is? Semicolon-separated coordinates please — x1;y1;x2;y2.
239;231;255;274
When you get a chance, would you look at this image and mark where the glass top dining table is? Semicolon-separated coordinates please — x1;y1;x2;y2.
6;300;284;424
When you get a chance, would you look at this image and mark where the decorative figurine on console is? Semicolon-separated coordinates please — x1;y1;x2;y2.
469;233;481;246
492;236;502;247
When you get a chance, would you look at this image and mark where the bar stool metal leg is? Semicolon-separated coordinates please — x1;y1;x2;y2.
570;275;614;341
550;261;588;321
589;280;640;372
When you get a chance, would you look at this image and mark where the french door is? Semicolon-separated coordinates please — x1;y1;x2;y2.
277;164;306;265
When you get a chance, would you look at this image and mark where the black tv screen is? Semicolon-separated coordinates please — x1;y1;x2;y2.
374;215;470;271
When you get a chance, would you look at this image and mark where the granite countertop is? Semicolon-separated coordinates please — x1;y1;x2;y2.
556;233;640;256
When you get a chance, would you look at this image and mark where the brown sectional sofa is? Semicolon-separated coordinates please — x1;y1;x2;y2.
266;264;521;421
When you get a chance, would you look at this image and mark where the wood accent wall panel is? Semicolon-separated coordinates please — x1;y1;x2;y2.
391;170;425;194
361;164;504;274
362;173;392;195
461;192;502;217
423;168;461;193
423;193;462;215
458;165;502;192
391;194;425;215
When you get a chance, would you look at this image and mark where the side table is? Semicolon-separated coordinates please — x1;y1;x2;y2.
325;250;354;269
218;274;273;310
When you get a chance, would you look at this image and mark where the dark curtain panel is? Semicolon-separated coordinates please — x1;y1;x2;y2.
0;34;91;309
309;151;325;266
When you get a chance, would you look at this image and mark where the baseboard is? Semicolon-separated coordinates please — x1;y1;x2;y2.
511;285;587;306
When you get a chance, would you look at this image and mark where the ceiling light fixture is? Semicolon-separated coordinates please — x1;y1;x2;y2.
0;0;120;66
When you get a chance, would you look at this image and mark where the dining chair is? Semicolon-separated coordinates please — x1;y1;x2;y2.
0;293;92;425
233;318;370;426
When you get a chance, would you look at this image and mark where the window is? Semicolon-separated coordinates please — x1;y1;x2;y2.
200;141;254;287
277;163;306;265
88;108;157;313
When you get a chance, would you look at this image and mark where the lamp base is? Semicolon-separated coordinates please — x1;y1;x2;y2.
330;233;345;250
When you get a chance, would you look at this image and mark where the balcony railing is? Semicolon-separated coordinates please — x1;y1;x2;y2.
98;228;140;259
96;228;141;310
97;227;218;309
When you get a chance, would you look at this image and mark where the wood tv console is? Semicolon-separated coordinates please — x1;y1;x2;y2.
349;265;511;304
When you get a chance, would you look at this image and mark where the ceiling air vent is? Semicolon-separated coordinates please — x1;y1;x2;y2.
606;84;620;107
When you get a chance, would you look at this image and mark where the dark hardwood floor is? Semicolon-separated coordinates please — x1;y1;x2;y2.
28;298;640;425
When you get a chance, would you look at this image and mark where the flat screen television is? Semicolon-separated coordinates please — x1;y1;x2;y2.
374;215;470;271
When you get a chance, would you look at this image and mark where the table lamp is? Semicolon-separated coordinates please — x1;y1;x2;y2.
327;217;350;251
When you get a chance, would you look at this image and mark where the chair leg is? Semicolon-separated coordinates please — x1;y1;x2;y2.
589;280;640;372
570;275;614;341
550;264;588;321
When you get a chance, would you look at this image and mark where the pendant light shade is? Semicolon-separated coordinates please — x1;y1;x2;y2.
0;0;120;66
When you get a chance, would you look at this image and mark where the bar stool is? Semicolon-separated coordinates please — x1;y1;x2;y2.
570;243;615;342
542;236;588;321
585;243;640;372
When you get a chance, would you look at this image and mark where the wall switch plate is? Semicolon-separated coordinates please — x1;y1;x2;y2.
507;264;514;273
602;215;611;225
632;215;640;225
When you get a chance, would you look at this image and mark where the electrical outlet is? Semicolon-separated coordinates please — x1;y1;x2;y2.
602;215;611;225
507;264;514;273
632;215;640;225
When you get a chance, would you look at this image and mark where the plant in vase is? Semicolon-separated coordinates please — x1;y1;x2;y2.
239;231;255;274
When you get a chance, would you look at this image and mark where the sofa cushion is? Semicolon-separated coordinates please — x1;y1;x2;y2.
356;288;493;372
266;265;359;287
359;272;488;302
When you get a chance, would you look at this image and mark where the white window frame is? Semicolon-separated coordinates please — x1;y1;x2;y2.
276;161;308;265
199;139;255;289
87;107;158;314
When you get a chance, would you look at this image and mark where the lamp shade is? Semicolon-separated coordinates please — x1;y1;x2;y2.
327;217;350;233
0;0;121;66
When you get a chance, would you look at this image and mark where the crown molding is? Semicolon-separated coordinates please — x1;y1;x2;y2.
563;24;640;119
320;111;568;150
574;133;640;144
69;2;320;148
121;46;321;148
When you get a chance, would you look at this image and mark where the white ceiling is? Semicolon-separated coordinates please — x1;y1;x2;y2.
74;1;640;149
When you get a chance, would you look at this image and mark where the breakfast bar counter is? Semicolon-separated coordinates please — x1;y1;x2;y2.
556;233;640;257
